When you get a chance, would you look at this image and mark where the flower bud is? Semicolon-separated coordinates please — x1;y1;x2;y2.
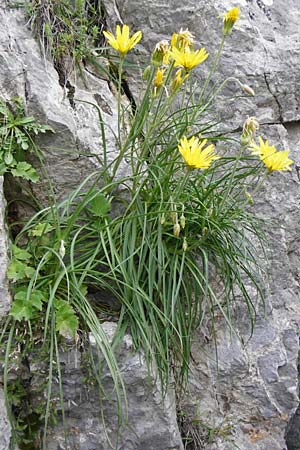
153;68;165;88
182;237;188;252
173;222;181;237
151;40;170;66
59;240;65;259
170;69;189;94
142;65;151;80
245;191;254;205
222;7;240;36
241;84;255;96
160;213;166;225
240;134;251;146
180;214;186;229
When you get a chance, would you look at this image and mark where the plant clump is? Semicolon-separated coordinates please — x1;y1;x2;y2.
1;5;295;449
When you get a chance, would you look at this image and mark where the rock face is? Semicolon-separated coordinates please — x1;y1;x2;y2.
1;0;300;449
101;0;300;449
0;3;127;203
0;179;12;449
42;323;183;450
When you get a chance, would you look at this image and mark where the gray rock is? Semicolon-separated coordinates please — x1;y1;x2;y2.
0;178;11;318
0;179;12;450
0;390;11;450
0;4;128;204
43;323;183;450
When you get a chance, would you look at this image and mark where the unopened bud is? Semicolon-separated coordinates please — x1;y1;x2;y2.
245;191;254;205
241;134;252;146
153;68;165;88
182;237;188;252
151;40;170;66
59;240;65;259
180;214;186;229
160;213;166;225
170;69;189;94
173;222;181;237
142;65;151;80
241;84;255;96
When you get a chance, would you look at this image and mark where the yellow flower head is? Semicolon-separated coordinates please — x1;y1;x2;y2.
151;40;170;66
250;136;276;158
223;7;240;35
171;28;195;50
170;69;189;93
178;135;220;169
153;68;165;88
250;137;294;172
103;24;142;56
169;46;209;72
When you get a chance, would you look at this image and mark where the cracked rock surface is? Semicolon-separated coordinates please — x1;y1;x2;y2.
0;179;12;449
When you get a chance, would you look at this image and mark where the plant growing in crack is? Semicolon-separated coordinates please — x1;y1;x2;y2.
1;5;295;450
0;96;52;182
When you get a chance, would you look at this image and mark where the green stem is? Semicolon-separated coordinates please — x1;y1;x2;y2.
176;168;191;200
111;66;156;181
117;58;124;144
252;168;269;196
199;34;226;103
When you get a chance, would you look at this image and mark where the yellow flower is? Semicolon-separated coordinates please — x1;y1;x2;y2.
169;47;209;72
171;28;195;50
103;24;142;56
170;69;189;93
223;7;240;35
153;68;165;88
178;136;220;169
250;137;294;172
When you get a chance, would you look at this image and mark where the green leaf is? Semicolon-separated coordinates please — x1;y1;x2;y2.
15;289;45;311
9;299;33;321
89;193;110;217
12;244;32;261
11;161;39;182
7;259;35;282
0;163;7;175
55;300;78;337
28;222;54;237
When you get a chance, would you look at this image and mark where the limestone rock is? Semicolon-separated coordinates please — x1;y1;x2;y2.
42;323;183;450
0;179;12;449
0;4;127;203
0;390;11;450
